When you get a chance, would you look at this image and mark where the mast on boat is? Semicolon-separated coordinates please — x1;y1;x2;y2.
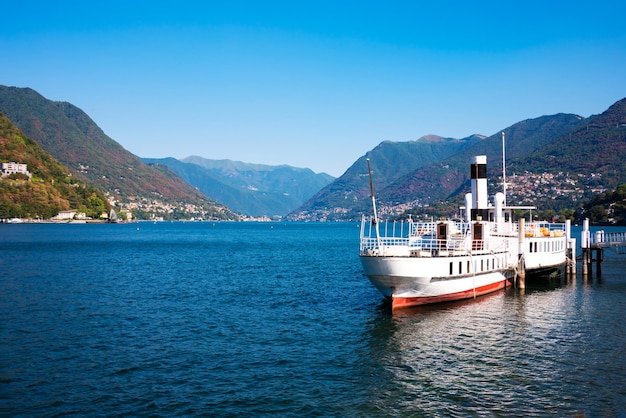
366;158;382;251
502;131;507;207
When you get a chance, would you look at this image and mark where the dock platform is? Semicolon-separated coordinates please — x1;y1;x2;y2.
580;219;626;275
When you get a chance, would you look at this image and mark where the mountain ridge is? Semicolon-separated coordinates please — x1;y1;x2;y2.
144;156;334;217
381;113;587;205
3;84;624;222
289;134;484;220
290;99;626;221
0;85;236;220
182;155;333;177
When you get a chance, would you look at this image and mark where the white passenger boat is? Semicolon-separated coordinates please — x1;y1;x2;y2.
359;155;570;309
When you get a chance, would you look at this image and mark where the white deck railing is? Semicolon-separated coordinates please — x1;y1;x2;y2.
359;217;513;257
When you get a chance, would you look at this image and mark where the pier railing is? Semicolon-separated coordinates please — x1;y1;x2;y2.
589;230;626;248
580;219;626;274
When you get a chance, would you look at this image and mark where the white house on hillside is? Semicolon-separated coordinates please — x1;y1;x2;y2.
1;162;32;178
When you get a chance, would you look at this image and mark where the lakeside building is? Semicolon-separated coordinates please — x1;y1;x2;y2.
53;210;78;220
1;162;32;178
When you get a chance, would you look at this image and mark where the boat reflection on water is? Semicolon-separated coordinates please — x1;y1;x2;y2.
361;271;622;416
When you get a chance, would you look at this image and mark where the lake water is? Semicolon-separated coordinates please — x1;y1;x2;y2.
1;222;625;416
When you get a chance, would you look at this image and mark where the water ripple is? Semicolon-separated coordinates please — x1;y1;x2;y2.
1;223;625;416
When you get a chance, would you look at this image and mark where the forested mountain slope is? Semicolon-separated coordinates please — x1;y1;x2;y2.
0;86;236;220
0;113;110;219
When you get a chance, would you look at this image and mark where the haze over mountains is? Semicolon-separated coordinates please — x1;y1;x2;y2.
1;84;625;221
141;156;333;217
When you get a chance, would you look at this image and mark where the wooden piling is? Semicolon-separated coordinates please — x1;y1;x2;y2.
566;246;575;276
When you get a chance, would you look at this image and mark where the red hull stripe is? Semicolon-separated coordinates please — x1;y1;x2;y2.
391;279;510;310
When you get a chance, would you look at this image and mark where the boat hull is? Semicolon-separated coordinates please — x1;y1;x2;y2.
390;278;510;309
360;255;512;309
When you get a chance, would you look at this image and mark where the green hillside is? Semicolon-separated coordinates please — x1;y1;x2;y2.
291;134;482;221
382;113;586;206
513;99;626;186
579;183;626;225
501;98;626;212
0;86;237;220
0;113;110;219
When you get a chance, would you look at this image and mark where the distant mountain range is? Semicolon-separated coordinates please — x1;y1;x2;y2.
289;134;484;220
141;156;334;217
291;99;626;221
0;85;333;219
2;84;624;222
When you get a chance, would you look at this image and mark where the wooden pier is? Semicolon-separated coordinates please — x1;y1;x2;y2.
580;218;626;276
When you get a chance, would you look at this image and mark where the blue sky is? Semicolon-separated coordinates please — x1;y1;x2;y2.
2;1;625;176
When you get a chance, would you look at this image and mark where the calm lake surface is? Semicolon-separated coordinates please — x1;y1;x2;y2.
1;222;625;416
